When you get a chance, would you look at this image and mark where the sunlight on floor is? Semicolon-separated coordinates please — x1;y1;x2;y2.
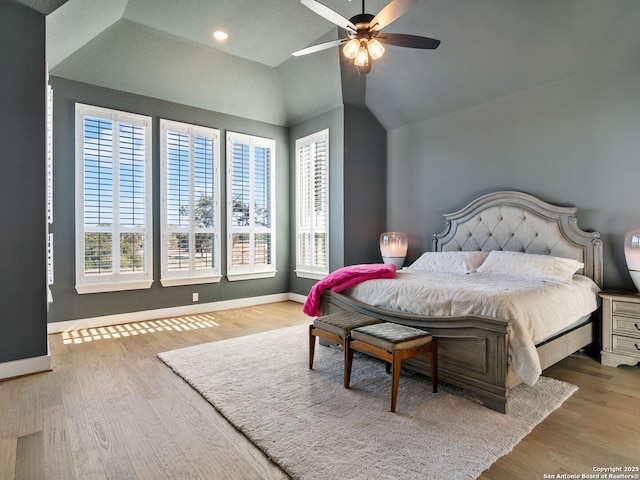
60;314;221;344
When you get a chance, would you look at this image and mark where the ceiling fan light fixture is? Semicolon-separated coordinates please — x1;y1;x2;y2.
343;38;360;59
356;62;372;75
354;41;370;67
367;38;385;59
294;0;441;76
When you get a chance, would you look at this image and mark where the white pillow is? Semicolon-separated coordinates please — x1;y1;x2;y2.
405;251;490;274
476;251;584;284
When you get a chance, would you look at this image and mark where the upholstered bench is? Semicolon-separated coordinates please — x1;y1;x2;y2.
346;322;437;412
309;312;382;388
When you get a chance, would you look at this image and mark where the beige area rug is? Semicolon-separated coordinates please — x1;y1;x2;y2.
158;324;577;480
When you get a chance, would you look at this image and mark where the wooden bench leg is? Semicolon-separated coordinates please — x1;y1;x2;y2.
431;342;438;393
345;336;354;389
390;352;402;413
309;325;316;370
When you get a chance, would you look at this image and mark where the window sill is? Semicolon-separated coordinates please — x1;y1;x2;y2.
160;275;222;287
75;280;153;294
295;270;327;280
227;271;277;282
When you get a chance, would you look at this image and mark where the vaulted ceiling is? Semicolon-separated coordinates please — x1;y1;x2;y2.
16;0;640;129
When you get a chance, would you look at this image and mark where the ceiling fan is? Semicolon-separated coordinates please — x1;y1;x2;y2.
292;0;440;75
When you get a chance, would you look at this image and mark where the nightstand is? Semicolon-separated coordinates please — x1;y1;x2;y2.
600;291;640;367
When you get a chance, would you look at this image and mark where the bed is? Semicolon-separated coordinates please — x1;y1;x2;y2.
318;191;603;413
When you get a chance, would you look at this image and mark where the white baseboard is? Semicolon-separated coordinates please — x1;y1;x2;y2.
288;292;307;304
48;292;307;334
0;340;52;381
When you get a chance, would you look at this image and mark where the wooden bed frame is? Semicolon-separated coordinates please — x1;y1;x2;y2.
319;191;603;413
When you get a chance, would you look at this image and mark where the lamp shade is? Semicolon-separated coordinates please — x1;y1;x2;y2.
624;229;640;291
354;42;370;67
367;38;385;59
380;232;408;268
343;39;359;59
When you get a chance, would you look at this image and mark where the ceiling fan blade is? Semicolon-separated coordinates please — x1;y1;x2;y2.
370;0;418;32
292;38;347;56
377;33;440;49
300;0;357;33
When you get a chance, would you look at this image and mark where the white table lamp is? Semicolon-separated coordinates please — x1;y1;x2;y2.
624;229;640;292
380;232;408;268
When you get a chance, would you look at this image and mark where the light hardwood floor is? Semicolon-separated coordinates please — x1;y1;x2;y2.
1;301;639;480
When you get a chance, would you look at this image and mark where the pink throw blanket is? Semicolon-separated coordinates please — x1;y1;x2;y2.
303;263;397;317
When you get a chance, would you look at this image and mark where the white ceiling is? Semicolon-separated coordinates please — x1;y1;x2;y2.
18;0;640;129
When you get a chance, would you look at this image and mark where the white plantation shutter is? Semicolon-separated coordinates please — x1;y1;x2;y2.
296;129;329;278
226;132;276;280
46;84;54;303
119;121;147;273
75;104;152;293
46;84;54;226
161;120;221;286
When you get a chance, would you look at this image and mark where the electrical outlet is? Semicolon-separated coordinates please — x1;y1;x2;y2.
192;292;199;302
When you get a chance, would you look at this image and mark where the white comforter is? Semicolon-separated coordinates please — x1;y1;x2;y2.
346;271;600;385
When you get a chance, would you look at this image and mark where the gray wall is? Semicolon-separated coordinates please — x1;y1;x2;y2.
387;59;640;289
344;105;387;266
0;2;48;361
48;77;290;323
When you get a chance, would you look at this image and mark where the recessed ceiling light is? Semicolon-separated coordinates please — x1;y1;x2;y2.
213;31;229;41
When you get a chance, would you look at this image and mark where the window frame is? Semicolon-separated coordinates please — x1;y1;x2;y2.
295;129;330;280
160;119;221;287
226;131;276;281
75;103;153;294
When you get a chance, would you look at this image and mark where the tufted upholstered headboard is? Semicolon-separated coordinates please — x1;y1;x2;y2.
432;191;603;287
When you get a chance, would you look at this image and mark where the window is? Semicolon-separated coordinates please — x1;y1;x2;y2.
295;129;329;279
160;120;221;286
46;83;54;303
226;131;276;281
75;104;152;293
